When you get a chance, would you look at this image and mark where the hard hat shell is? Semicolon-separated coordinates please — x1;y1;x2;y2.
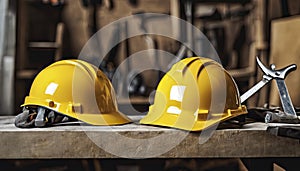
140;57;247;131
22;60;131;125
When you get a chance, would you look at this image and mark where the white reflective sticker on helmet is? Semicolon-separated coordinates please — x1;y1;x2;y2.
45;82;58;95
170;85;186;102
167;106;181;114
194;109;199;121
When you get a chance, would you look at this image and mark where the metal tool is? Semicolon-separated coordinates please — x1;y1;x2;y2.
240;57;273;103
267;126;300;139
265;110;300;124
271;64;297;115
263;62;297;116
241;56;297;116
240;56;298;123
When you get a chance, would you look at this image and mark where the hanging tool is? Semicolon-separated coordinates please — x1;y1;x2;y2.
99;22;121;81
184;0;193;57
125;19;149;97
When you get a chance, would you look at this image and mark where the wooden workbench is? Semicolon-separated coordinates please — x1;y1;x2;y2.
0;116;299;159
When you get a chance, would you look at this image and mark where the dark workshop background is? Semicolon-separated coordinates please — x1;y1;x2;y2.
0;0;299;115
0;0;300;170
0;0;297;114
0;0;300;115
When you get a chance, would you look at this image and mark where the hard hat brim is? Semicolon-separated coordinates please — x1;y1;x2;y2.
22;98;132;126
140;105;247;131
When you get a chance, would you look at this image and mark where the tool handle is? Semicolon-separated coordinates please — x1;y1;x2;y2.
240;75;272;103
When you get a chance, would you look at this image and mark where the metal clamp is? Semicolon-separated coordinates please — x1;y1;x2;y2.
256;57;297;80
240;57;298;123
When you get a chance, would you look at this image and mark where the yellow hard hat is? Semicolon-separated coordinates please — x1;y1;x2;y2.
22;59;131;125
140;57;247;131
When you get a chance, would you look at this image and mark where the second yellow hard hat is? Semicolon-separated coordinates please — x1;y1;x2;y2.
140;57;247;131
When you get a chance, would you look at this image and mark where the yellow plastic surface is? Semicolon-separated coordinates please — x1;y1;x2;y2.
140;57;247;131
22;60;131;125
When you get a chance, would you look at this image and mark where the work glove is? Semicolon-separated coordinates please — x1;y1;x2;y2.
15;107;73;128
